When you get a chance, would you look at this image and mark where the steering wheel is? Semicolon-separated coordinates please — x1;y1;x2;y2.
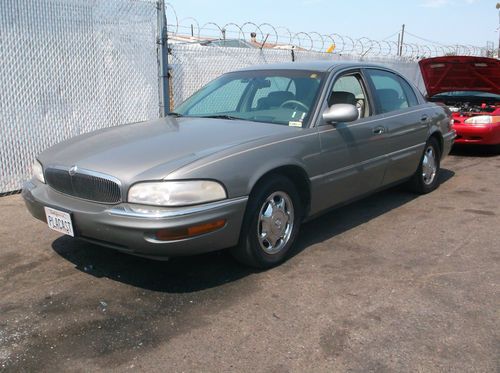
279;100;309;112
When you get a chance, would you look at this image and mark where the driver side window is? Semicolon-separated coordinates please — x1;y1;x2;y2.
329;74;370;119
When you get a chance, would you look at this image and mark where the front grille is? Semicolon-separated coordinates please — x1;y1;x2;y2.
45;168;121;204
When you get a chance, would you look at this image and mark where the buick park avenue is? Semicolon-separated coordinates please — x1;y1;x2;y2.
23;61;455;268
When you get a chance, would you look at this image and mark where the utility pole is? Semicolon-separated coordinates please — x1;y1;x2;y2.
399;24;405;57
496;3;500;57
157;0;170;116
397;33;401;56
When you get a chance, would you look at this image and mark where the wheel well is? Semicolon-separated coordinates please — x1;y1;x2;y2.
430;132;444;157
252;166;311;218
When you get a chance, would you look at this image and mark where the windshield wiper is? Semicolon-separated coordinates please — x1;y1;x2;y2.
200;114;240;120
167;112;183;117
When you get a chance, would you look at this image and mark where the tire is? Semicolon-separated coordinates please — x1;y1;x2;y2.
231;175;302;269
407;137;441;194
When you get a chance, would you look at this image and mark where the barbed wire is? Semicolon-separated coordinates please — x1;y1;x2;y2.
163;3;492;58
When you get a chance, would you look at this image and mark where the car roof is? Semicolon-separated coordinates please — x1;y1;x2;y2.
237;60;387;73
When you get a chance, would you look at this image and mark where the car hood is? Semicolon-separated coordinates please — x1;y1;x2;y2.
38;116;294;183
418;56;500;98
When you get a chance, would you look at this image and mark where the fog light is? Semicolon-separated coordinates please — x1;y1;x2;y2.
155;219;226;241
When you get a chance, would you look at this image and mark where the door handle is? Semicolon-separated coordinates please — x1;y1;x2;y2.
373;126;385;135
421;115;429;122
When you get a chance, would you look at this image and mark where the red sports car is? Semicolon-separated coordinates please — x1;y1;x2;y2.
419;56;500;145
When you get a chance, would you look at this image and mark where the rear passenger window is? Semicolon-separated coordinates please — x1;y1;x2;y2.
366;69;411;114
398;77;419;106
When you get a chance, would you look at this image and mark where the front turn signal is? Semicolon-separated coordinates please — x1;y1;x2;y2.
154;219;226;241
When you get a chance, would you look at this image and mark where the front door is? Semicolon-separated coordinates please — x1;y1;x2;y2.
311;70;389;213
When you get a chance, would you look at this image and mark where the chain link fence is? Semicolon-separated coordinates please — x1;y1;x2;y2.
0;0;159;194
165;3;491;58
169;44;292;108
169;44;425;109
1;1;430;195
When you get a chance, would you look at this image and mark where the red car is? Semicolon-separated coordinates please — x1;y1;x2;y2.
419;56;500;146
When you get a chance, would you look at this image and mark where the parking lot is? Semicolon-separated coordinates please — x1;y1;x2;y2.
0;147;499;372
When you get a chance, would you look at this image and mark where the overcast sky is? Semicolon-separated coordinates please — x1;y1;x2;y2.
167;0;498;49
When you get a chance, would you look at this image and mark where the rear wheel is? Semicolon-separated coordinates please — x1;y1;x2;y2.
408;137;441;194
231;175;301;269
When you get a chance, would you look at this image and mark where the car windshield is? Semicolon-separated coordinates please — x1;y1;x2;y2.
174;69;325;127
433;91;500;100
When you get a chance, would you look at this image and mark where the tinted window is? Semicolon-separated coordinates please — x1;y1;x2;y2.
251;77;296;109
175;70;325;127
187;79;248;115
366;69;410;113
433;91;500;99
333;75;364;97
329;74;370;118
398;77;419;106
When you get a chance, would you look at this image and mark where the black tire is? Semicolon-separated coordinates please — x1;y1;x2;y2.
231;175;302;269
407;137;441;194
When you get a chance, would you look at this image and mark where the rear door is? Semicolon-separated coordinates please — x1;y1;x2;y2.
363;68;429;186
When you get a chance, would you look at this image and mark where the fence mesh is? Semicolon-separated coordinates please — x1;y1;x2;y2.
0;0;159;193
169;44;426;109
169;44;292;108
1;1;428;194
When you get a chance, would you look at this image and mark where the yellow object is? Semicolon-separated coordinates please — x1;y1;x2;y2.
326;43;336;53
155;219;226;240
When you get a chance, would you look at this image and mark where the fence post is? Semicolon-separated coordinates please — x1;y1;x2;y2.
157;0;170;116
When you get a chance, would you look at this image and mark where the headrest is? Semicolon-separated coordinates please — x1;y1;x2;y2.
268;91;295;102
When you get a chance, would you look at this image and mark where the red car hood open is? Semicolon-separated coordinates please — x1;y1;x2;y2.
418;56;500;98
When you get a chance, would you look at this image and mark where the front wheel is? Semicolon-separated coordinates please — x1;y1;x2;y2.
407;137;441;194
231;175;302;269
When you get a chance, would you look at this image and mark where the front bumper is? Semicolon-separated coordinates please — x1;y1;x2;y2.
453;123;500;145
22;180;248;259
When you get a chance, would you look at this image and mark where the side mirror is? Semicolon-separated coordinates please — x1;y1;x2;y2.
322;104;359;124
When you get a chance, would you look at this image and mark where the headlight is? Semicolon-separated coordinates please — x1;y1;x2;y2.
32;160;45;183
128;180;227;206
464;115;499;125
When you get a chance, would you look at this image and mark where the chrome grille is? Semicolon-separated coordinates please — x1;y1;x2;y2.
45;168;121;204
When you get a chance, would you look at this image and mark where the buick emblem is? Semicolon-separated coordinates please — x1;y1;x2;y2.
68;165;78;176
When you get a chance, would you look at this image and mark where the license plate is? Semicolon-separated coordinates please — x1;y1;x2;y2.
44;207;74;237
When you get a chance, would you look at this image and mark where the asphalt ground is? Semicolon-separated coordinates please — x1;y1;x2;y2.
0;146;499;372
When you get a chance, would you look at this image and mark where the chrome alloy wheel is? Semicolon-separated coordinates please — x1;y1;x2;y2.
257;191;294;254
422;145;437;185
